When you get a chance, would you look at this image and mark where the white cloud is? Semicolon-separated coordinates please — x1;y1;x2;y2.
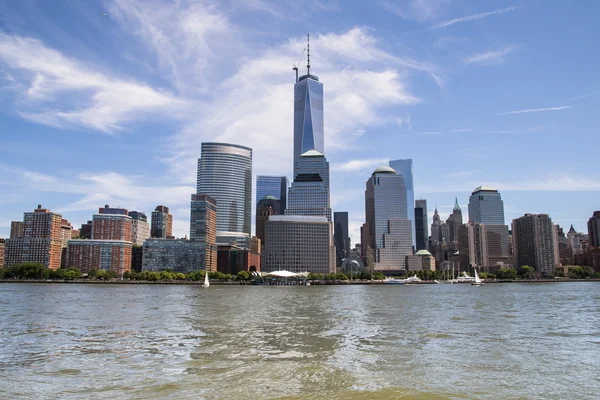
381;0;450;22
433;6;516;29
463;47;515;65
483;125;547;135
0;33;187;133
452;128;472;133
420;131;442;135
331;158;391;173
498;106;572;115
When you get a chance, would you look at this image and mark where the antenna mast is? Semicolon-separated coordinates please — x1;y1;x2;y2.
307;33;311;75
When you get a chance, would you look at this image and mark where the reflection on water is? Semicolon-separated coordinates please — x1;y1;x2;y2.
0;283;599;399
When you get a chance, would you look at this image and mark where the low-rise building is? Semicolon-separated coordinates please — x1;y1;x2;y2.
142;239;214;273
66;240;132;277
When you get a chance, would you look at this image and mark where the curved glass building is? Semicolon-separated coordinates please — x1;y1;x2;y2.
294;74;324;174
196;143;252;236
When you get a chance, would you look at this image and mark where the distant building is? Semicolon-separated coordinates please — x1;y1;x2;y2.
293;70;324;175
129;211;150;246
512;214;559;276
0;239;5;268
468;186;509;258
98;204;128;215
217;243;261;275
216;232;251;250
588;211;600;249
66;240;132;277
446;198;463;244
10;221;24;239
4;205;64;270
458;222;489;269
256;176;288;215
414;199;428;251
406;250;436;272
142;239;213;273
364;166;412;274
92;214;132;242
131;245;143;273
151;205;173;239
190;194;217;271
567;225;584;255
79;221;93;239
60;219;73;248
255;195;281;246
264;215;334;274
389;159;415;247
197;142;252;237
334;212;350;267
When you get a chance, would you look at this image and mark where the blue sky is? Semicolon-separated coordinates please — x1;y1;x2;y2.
1;0;599;245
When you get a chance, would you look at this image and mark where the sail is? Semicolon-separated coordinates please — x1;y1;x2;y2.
474;269;481;283
203;271;210;287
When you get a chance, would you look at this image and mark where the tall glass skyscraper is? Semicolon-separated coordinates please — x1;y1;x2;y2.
294;74;324;174
389;159;415;248
468;186;509;258
285;150;331;221
196;143;252;237
364;166;412;273
256;175;288;215
415;199;428;251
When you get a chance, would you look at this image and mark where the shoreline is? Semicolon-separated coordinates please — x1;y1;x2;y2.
1;279;598;285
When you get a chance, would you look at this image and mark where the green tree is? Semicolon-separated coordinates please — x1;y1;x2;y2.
63;268;81;280
237;270;251;281
518;265;536;280
160;271;174;281
336;272;349;281
175;272;186;280
373;272;386;280
497;268;517;279
147;272;159;281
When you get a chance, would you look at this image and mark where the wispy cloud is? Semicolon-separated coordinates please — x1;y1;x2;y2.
433;6;516;29
452;128;472;133
381;0;450;22
463;47;515;65
332;158;390;173
420;131;442;135
498;106;571;115
484;125;548;135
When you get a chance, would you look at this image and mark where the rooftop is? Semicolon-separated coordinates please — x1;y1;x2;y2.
415;249;433;256
301;149;324;157
472;185;498;193
373;166;397;175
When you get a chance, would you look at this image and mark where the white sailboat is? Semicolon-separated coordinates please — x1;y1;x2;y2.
203;270;210;288
471;268;484;286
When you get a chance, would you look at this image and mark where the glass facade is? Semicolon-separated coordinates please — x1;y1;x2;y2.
415;199;428;251
286;151;331;221
389;159;415;247
294;76;324;174
334;212;350;267
256;175;288;214
468;186;505;225
197;143;252;236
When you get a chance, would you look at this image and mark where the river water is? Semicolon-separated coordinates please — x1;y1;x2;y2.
0;282;599;399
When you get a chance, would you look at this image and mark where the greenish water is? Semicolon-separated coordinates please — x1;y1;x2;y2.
0;283;599;399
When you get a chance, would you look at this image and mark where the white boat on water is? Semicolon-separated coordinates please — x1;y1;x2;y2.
203;271;210;288
471;268;484;286
456;272;476;283
385;276;423;285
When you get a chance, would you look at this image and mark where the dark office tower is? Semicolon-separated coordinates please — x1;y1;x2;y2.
446;198;463;243
415;199;428;251
588;211;600;249
256;195;281;246
151;205;173;239
197;143;252;237
286;150;331;221
293;36;324;175
512;214;559;276
389;159;415;247
256;176;288;215
334;212;350;267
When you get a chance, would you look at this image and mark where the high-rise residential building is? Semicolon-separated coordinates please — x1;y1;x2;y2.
364;166;413;274
458;222;489;269
264;216;334;274
92;213;132;242
0;239;5;267
285;150;332;221
389;159;415;248
190;194;218;271
256;195;281;246
256;176;288;215
79;221;93;239
66;240;132;276
142;239;210;273
512;214;559;276
60;219;73;248
98;204;128;215
4;205;63;270
293;58;324;175
151;205;173;239
415;199;428;251
10;221;24;239
588;211;600;249
129;211;150;246
567;225;584;255
468;186;509;258
334;212;350;267
197;142;252;240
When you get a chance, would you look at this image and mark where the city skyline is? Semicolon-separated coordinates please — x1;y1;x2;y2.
1;1;599;246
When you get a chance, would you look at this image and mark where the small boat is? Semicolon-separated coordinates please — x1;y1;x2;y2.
385;277;405;284
457;272;476;283
384;276;422;285
203;270;210;288
471;268;484;286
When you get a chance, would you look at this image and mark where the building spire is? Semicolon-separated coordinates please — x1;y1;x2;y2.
307;33;311;75
453;197;461;212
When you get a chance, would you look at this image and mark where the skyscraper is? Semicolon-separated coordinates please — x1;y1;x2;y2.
389;159;415;247
293;41;324;175
190;193;217;271
512;214;559;276
256;176;288;215
197;142;252;238
256;195;281;246
415;199;428;251
458;222;488;269
588;211;600;249
468;186;509;258
364;166;413;274
446;198;463;243
285;150;331;221
151;205;173;239
334;212;350;267
129;211;150;246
